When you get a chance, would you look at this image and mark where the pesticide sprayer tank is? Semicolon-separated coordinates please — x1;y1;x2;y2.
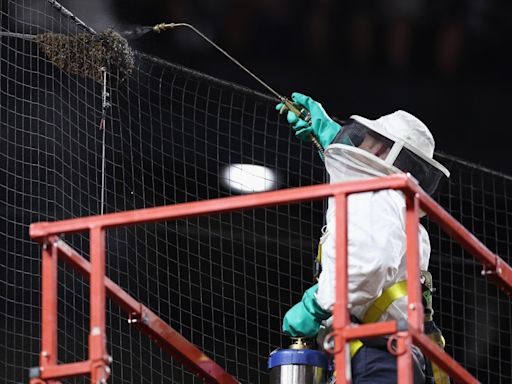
268;338;328;384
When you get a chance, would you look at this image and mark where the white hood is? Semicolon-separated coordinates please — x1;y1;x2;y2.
324;143;401;184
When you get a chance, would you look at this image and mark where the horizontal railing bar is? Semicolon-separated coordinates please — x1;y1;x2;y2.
33;173;511;296
30;174;411;238
342;321;398;340
39;360;91;380
413;185;512;297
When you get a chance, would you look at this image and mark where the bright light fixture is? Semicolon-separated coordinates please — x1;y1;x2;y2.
221;164;277;194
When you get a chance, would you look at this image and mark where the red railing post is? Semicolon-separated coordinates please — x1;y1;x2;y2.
35;238;60;384
333;193;351;384
395;192;423;384
405;192;424;332
395;331;413;384
88;226;110;383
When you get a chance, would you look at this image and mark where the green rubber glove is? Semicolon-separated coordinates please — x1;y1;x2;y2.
276;92;341;149
282;284;331;337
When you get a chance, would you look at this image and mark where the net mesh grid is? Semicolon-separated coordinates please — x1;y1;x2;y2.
0;1;511;383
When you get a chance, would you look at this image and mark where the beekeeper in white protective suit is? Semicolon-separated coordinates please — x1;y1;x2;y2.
276;93;451;384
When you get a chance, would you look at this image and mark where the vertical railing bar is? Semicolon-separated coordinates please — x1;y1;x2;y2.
396;332;413;384
40;238;59;374
333;193;351;384
88;227;109;383
398;191;423;384
405;192;423;329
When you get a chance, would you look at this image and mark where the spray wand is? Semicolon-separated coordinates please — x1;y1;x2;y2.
151;22;325;159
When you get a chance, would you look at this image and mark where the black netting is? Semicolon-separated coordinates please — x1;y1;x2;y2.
426;153;512;384
1;1;324;383
0;1;510;384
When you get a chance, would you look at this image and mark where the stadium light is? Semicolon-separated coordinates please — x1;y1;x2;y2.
221;164;277;194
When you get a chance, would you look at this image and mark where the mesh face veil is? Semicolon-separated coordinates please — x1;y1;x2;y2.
334;111;450;195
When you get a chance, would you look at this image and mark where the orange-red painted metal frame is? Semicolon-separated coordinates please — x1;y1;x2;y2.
29;235;240;384
39;240;59;384
30;174;512;383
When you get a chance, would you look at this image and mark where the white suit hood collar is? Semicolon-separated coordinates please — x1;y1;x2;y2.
324;144;400;183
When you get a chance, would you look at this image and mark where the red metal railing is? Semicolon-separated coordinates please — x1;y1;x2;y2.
29;174;512;383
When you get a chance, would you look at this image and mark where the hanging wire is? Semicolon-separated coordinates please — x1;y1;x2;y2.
99;67;111;214
46;0;96;34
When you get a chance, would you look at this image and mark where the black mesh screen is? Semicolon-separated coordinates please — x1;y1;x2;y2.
0;1;510;383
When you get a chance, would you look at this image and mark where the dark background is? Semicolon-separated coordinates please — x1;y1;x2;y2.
67;0;512;175
1;1;511;383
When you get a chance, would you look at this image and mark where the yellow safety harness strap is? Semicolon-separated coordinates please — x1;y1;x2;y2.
427;329;450;384
347;278;449;384
314;241;322;281
349;280;408;358
362;280;408;324
349;339;364;358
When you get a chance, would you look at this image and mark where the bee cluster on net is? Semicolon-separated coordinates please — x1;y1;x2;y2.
35;29;134;82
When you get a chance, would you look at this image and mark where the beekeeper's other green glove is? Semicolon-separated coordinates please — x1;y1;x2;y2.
282;284;331;337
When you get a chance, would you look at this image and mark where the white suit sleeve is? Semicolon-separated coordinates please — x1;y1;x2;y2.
316;191;406;311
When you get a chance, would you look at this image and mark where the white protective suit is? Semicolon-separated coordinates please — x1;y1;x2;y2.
315;111;443;323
